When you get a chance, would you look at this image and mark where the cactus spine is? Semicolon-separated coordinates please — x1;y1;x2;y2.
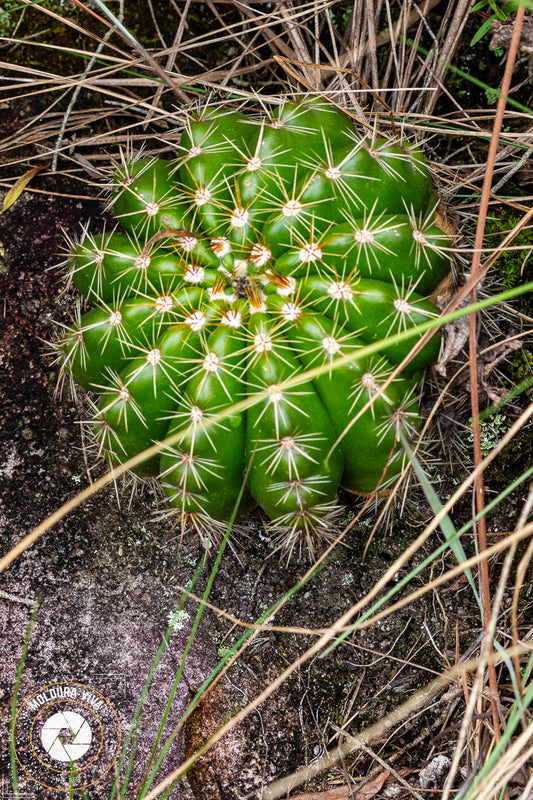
56;98;452;557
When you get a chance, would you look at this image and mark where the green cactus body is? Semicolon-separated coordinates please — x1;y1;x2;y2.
57;99;452;555
287;312;419;494
160;320;250;522
245;311;344;528
295;274;441;377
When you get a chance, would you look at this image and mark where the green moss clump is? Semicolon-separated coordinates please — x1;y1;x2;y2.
485;212;533;309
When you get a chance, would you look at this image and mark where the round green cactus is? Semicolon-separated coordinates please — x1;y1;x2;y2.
56;98;452;556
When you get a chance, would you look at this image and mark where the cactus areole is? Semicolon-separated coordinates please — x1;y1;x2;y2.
58;99;452;556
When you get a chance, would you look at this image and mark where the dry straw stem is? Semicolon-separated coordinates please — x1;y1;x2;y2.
511;538;533;710
1;0;481;129
139;525;533;800
466;3;526;755
442;493;524;799
133;403;533;800
235;0;474;112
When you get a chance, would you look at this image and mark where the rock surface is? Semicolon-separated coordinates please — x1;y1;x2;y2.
0;179;320;798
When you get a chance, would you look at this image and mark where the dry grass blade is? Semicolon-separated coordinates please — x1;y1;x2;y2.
140;561;533;800
137;402;533;799
467;3;526;759
1;164;46;211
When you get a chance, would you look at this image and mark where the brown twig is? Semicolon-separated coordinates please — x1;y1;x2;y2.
467;2;526;761
66;0;191;102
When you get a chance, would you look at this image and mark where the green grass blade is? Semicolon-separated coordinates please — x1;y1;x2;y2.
321;460;533;659
136;476;249;799
109;553;209;800
399;431;481;609
140;557;331;798
10;594;42;799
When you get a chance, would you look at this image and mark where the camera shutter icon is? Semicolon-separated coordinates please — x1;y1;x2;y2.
41;711;92;762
